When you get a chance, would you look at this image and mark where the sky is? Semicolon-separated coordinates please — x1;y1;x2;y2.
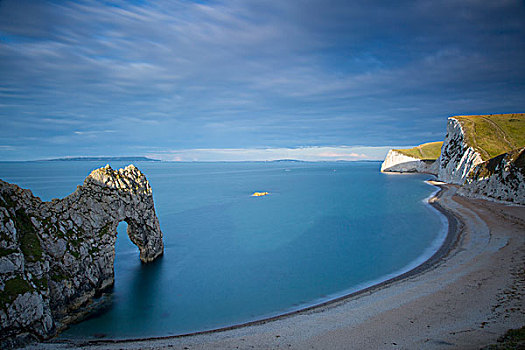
0;0;524;161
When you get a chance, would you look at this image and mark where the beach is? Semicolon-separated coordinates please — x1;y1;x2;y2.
32;184;524;350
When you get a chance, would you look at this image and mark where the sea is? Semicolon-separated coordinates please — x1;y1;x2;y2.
0;160;446;339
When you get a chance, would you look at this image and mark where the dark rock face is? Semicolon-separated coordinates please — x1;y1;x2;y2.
0;164;164;347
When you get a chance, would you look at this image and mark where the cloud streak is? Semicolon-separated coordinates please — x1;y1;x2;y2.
148;146;393;162
0;0;524;160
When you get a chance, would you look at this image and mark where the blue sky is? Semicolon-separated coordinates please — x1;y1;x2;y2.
0;0;524;161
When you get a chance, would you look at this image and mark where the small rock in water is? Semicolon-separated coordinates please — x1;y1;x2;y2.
251;192;269;197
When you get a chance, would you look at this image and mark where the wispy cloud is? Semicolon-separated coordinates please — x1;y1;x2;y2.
0;0;524;160
73;130;115;136
147;146;393;162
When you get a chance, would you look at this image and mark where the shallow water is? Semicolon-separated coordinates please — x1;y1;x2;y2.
0;161;445;339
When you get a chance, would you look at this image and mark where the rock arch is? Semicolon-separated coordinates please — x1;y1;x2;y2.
0;165;164;346
83;164;164;263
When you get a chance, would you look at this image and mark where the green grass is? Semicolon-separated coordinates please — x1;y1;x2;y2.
0;247;17;258
483;326;525;349
394;141;443;160
34;277;48;291
51;271;68;283
0;276;33;308
0;193;17;209
14;209;43;262
99;223;111;237
470;147;525;179
455;113;525;161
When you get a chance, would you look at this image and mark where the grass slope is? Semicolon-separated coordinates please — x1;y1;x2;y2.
469;147;525;180
483;326;525;349
394;141;443;160
454;113;525;161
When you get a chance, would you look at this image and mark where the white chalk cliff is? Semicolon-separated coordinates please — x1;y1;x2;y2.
381;150;438;174
458;147;525;205
381;114;524;205
0;165;164;347
437;117;484;184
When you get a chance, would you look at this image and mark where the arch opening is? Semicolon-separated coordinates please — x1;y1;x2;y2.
115;221;141;259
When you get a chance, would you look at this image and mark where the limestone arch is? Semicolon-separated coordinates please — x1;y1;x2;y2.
0;164;164;344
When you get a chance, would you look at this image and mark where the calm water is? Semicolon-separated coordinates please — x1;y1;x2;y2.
0;161;446;339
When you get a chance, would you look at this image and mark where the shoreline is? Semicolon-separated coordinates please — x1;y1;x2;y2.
47;180;453;344
60;183;457;343
31;181;511;349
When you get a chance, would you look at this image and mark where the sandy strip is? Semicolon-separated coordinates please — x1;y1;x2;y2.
31;184;525;350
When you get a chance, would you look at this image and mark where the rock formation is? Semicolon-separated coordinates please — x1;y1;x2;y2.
380;150;438;174
437;117;484;184
0;164;164;347
458;147;525;205
251;192;269;197
381;141;442;174
381;113;525;205
436;115;524;203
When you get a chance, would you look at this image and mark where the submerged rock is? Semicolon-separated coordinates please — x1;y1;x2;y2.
251;192;269;197
0;164;164;347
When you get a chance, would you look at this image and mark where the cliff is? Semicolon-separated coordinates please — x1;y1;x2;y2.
381;142;442;174
381;113;525;205
437;117;484;184
438;113;525;184
458;147;525;205
0;165;164;347
380;150;434;173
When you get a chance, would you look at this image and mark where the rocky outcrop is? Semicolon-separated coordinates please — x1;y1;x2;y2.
251;192;269;197
458;147;525;204
0;164;163;347
381;150;438;174
437;117;484;184
380;114;525;205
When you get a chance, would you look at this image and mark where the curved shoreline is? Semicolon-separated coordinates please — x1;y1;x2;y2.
40;182;470;348
33;183;525;349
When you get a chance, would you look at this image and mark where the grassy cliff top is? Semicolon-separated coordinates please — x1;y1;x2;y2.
394;141;443;160
454;113;525;161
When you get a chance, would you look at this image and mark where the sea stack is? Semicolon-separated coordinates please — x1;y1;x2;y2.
0;165;164;347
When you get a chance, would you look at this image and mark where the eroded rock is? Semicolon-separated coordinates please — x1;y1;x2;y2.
458;147;525;204
437;117;484;184
0;164;164;347
380;150;439;174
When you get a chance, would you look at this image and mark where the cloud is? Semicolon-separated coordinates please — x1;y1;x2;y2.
0;0;524;160
318;152;368;159
147;146;393;162
74;130;115;136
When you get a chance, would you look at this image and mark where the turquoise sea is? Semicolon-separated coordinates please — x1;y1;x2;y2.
0;161;446;339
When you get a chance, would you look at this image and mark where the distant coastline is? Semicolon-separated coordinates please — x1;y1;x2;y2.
0;158;385;164
39;156;161;162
